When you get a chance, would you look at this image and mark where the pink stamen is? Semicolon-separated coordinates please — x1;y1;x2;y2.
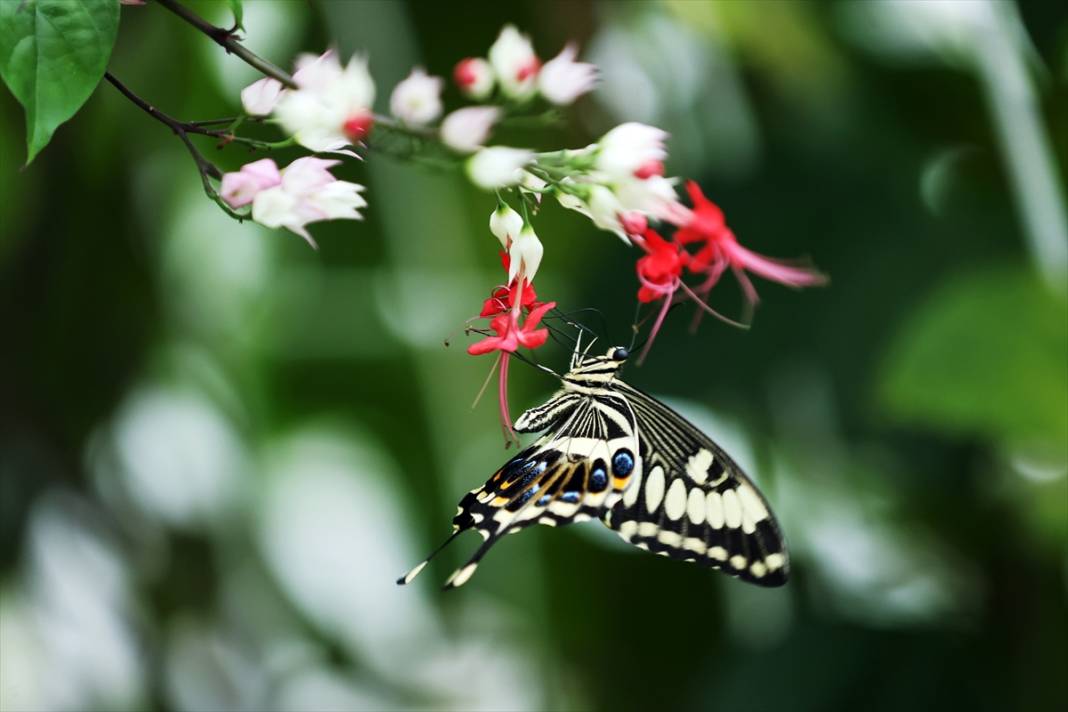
638;281;677;365
497;352;518;446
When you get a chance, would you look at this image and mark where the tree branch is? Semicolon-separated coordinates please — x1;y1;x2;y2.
153;0;297;88
104;72;245;219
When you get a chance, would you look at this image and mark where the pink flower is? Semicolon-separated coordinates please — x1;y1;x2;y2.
468;298;555;356
220;158;282;208
538;43;597;105
248;157;367;248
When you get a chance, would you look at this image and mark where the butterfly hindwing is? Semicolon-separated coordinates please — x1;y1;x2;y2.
605;382;789;586
399;391;640;589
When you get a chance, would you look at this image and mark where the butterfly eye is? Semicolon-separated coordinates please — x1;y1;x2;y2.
611;347;629;361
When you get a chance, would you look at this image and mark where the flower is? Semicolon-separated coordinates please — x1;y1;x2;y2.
389;67;444;126
537;43;597;105
220;158;282;208
468;299;555;356
248;157;366;248
453;57;495;100
466;147;534;190
480;279;538;317
507;224;544;283
634;229;685;304
673;181;826;306
273;50;376;152
441;106;500;153
489;204;524;248
488;25;540;100
241;77;284;117
596;122;668;178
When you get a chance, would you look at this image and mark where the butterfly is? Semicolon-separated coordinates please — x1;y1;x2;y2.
398;340;789;590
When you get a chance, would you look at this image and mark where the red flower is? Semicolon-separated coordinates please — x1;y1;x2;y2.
672;181;826;313
468;300;556;356
480;280;538;318
635;229;685;303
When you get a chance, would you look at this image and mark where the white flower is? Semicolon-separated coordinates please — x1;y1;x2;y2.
508;224;544;283
489;204;524;248
614;175;681;221
241;77;284;116
453;57;495;100
389;67;443;126
251;157;366;248
441;106;500;153
466;147;533;190
274;50;376;152
537;44;597;105
488;25;539;100
595;122;668;178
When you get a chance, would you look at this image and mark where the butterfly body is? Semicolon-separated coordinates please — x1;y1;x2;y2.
400;345;789;589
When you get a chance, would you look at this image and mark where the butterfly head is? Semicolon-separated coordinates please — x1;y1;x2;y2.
563;346;629;387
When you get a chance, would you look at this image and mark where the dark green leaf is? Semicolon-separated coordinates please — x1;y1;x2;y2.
0;0;120;164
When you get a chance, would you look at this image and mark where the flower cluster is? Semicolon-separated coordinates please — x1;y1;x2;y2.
220;157;365;247
191;18;825;440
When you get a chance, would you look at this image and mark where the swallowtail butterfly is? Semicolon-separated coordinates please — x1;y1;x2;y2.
399;342;789;589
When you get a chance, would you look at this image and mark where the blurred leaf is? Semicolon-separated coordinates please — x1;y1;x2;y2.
879;265;1067;446
0;0;119;164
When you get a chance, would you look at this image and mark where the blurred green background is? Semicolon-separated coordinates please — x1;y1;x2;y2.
2;1;1066;710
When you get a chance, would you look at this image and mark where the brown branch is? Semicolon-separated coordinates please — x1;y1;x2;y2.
152;0;297;88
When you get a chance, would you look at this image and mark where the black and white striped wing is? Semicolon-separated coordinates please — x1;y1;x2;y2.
399;390;641;590
605;383;789;587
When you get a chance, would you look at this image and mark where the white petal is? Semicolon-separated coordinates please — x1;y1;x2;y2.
441;107;500;153
466;147;533;190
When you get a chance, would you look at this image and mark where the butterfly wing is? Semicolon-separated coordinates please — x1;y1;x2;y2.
604;382;789;587
399;390;641;590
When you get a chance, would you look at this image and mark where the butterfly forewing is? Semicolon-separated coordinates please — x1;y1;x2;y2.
398;346;788;589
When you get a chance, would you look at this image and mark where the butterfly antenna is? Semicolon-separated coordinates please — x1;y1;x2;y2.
397;529;464;586
508;348;561;379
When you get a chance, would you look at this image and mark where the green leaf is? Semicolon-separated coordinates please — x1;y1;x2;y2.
879;265;1068;447
0;0;120;165
227;0;243;30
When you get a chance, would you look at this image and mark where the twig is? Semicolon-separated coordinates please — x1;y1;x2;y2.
153;0;297;88
104;72;245;219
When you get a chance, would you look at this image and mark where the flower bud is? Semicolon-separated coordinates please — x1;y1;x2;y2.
389;67;444;126
488;25;540;100
466;147;534;190
508;224;544;283
441;106;500;153
453;57;495;100
490;204;524;247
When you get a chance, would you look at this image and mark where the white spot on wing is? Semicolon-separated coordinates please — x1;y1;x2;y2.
638;522;658;537
619;520;638;540
729;555;747;570
708;546;727;561
450;563;478;587
657;530;682;547
644;466;665;513
685;449;714;484
664;478;687;520
687;487;705;525
765;553;785;571
706;492;724;529
722;489;742;529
